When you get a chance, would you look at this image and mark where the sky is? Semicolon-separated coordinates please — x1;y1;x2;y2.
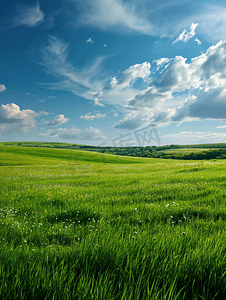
2;0;226;146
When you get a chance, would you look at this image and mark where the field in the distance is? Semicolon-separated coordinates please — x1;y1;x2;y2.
1;145;226;299
157;148;212;154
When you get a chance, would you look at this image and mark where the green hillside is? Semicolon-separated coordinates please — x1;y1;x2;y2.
0;145;166;165
1;145;226;299
2;141;226;160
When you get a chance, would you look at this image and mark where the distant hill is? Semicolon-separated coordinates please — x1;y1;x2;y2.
1;141;226;160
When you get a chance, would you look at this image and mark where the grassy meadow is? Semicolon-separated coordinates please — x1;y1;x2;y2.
1;145;226;299
156;148;212;154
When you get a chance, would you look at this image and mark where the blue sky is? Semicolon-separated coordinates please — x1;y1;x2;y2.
2;0;226;146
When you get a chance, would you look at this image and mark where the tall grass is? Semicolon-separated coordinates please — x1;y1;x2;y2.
0;146;226;299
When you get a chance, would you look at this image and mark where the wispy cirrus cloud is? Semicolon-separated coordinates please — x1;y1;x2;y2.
72;0;153;35
40;35;106;97
13;2;44;28
190;4;226;42
40;36;151;106
67;1;226;42
173;23;198;44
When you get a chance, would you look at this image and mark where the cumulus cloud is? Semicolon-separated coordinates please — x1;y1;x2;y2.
131;40;226;110
111;62;151;88
0;103;37;134
173;23;198;44
13;2;44;27
0;85;6;92
39;127;106;140
172;89;226;121
44;114;69;126
154;58;170;70
112;39;226;130
127;55;200;109
91;62;152;106
216;125;226;129
113;108;154;130
74;0;153;35
79;112;106;121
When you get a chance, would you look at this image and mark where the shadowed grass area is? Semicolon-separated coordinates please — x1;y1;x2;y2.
1;145;226;299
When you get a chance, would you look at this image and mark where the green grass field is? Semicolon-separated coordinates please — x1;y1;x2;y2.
1;145;226;299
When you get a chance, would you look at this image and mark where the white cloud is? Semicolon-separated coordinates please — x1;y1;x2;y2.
114;39;226;130
40;37;151;106
162;131;226;144
13;2;44;27
74;0;153;35
41;36;106;98
191;5;226;42
67;1;226;42
39;127;106;140
44;114;69;126
0;103;37;134
216;125;226;129
128;55;200;108
40;37;226;130
108;62;150;89
94;98;104;107
113;108;154;130
80;112;106;121
119;62;151;87
154;58;170;70
103;44;107;47
173;23;198;44
195;38;201;45
86;37;93;44
0;85;6;92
